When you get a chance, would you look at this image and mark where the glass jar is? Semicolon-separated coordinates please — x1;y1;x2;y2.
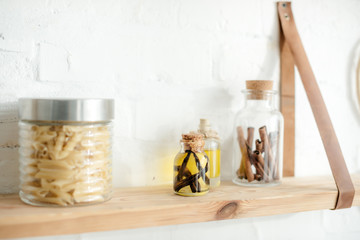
173;133;209;196
233;80;283;186
18;98;114;207
197;119;221;188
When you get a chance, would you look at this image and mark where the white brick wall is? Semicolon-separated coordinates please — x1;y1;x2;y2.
1;0;360;239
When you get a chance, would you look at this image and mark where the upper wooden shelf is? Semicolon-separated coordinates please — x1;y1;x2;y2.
1;174;359;239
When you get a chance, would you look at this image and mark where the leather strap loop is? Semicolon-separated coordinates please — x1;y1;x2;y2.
277;2;355;209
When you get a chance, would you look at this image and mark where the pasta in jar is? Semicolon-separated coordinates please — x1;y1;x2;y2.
18;99;114;207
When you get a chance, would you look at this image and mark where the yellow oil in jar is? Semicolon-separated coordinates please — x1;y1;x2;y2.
204;149;221;187
173;151;210;196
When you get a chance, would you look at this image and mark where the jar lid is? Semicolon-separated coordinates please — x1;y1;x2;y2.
181;133;205;152
197;119;220;140
19;98;114;122
199;118;211;132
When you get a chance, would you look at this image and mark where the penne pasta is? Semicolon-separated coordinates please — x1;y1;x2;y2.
19;123;112;206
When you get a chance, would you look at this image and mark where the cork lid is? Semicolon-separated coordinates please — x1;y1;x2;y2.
246;80;273;91
198;119;220;140
181;133;205;152
199;119;211;131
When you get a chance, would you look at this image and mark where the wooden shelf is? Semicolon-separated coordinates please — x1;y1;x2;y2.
1;174;359;239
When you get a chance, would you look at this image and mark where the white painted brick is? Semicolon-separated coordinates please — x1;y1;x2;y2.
134;94;192;142
129;0;180;27
38;42;69;82
0;52;33;86
0;39;31;54
179;0;263;35
113;97;135;139
113;33;212;86
212;37;279;83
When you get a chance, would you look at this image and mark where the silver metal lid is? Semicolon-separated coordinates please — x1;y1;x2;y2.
19;98;114;122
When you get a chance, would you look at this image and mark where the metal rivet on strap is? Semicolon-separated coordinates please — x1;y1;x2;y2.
282;3;287;8
284;13;290;21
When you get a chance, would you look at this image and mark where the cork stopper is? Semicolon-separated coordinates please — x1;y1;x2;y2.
181;133;205;152
246;80;274;100
199;119;211;132
197;119;220;140
246;80;273;91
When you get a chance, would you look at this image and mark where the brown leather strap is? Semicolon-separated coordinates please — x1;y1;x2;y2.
280;22;295;177
278;2;355;209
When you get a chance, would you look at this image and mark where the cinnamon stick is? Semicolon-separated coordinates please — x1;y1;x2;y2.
247;127;254;149
236;168;245;179
237;126;254;182
246;127;255;180
246;143;255;164
255;174;262;181
252;152;267;179
253;150;265;168
255;139;264;153
259;126;274;182
252;156;262;175
256;161;268;180
253;152;266;181
256;162;265;178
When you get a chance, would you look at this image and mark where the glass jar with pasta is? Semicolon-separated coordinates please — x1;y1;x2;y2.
18;98;114;207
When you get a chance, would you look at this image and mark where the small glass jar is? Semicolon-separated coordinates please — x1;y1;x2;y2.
18;98;114;207
197;119;221;188
233;80;283;186
173;133;209;196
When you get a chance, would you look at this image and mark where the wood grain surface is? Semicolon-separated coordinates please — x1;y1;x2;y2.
1;175;359;239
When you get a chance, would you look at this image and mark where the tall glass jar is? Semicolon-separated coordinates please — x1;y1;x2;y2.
197;119;221;188
233;80;283;186
173;133;210;196
18;98;114;207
